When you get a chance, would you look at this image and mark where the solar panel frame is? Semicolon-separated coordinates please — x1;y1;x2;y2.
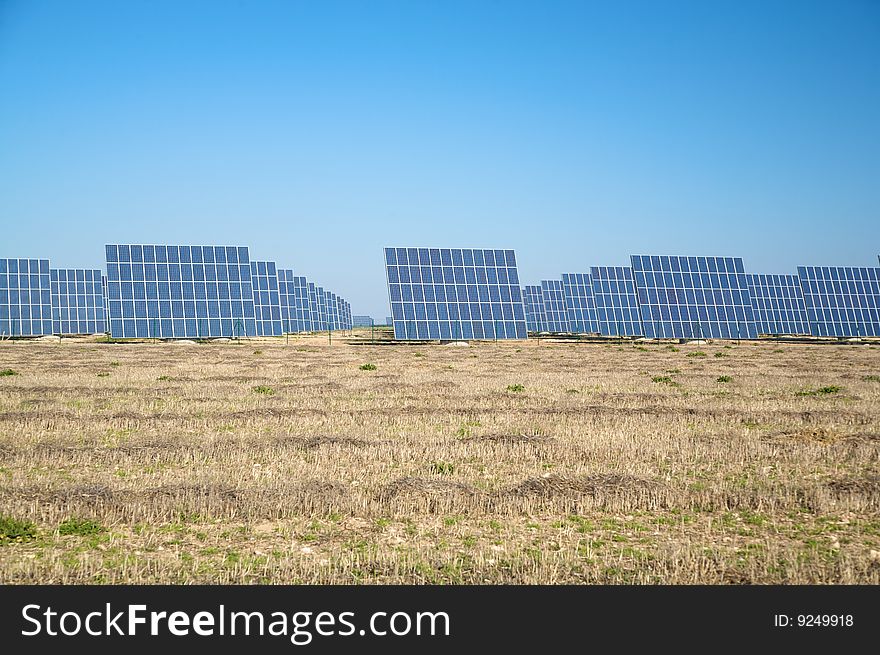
50;268;106;335
105;244;257;339
590;266;644;337
561;273;598;333
797;266;880;337
249;260;283;336
385;247;527;340
630;255;757;339
747;274;810;336
522;285;548;332
540;280;570;333
0;258;53;337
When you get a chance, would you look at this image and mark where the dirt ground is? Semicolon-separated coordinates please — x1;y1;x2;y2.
1;333;878;583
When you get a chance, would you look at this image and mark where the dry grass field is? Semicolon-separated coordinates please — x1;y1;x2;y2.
1;333;879;584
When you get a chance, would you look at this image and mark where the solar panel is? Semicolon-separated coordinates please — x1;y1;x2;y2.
590;266;643;336
51;268;106;335
341;299;352;330
353;315;374;327
278;270;313;333
0;258;52;337
630;255;757;339
522;285;548;332
307;282;322;329
105;245;257;339
249;261;283;336
797;266;880;337
101;274;108;324
325;290;340;330
561;273;597;333
385;316;393;325
314;285;328;330
540;280;570;333
385;247;527;340
747;274;810;336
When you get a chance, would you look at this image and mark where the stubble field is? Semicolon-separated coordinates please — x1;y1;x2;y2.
1;334;879;584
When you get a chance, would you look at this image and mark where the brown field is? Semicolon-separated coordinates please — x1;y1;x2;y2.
1;334;879;584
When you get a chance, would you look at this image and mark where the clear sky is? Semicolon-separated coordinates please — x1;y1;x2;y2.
1;0;878;319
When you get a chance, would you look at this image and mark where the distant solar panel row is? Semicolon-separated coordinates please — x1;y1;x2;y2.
385;247;527;340
522;285;547;332
798;266;880;337
0;258;52;337
747;274;810;336
51;268;105;335
540;280;569;333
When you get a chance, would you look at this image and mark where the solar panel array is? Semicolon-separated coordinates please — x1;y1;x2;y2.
353;315;374;327
591;266;643;336
326;290;340;331
561;273;597;333
0;258;52;337
522;285;547;332
540;280;569;333
630;255;757;339
105;245;257;339
250;261;283;336
51;268;105;335
747;274;810;336
797;266;880;337
385;247;527;340
278;270;313;333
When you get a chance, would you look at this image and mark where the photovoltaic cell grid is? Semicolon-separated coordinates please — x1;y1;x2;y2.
307;283;322;329
630;255;757;339
747;274;810;336
0;258;52;337
561;273;597;333
249;261;283;336
385;247;527;340
522;285;547;332
278;270;313;333
540;280;570;333
105;245;257;339
353;315;374;327
325;291;340;330
51;269;106;335
314;286;328;329
591;266;643;336
797;266;880;337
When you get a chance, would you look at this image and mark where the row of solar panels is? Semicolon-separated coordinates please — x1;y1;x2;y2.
0;245;352;338
385;248;880;340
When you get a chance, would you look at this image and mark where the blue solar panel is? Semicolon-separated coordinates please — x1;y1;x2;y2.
522;285;547;332
314;285;328;330
561;273;597;333
631;255;757;339
278;270;313;333
747;274;810;336
353;315;374;327
51;268;106;335
105;245;257;339
249;261;283;336
797;266;880;337
307;282;322;329
540;280;569;333
325;290;341;330
0;258;52;337
385;247;527;340
591;266;643;336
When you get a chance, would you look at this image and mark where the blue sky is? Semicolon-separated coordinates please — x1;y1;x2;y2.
1;1;878;319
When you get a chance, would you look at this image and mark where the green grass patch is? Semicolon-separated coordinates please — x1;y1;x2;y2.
58;517;105;537
796;385;842;397
0;369;17;377
429;461;455;475
863;375;880;383
686;351;707;358
506;384;525;393
0;516;37;543
97;372;110;377
252;385;275;395
359;363;377;371
717;375;732;383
